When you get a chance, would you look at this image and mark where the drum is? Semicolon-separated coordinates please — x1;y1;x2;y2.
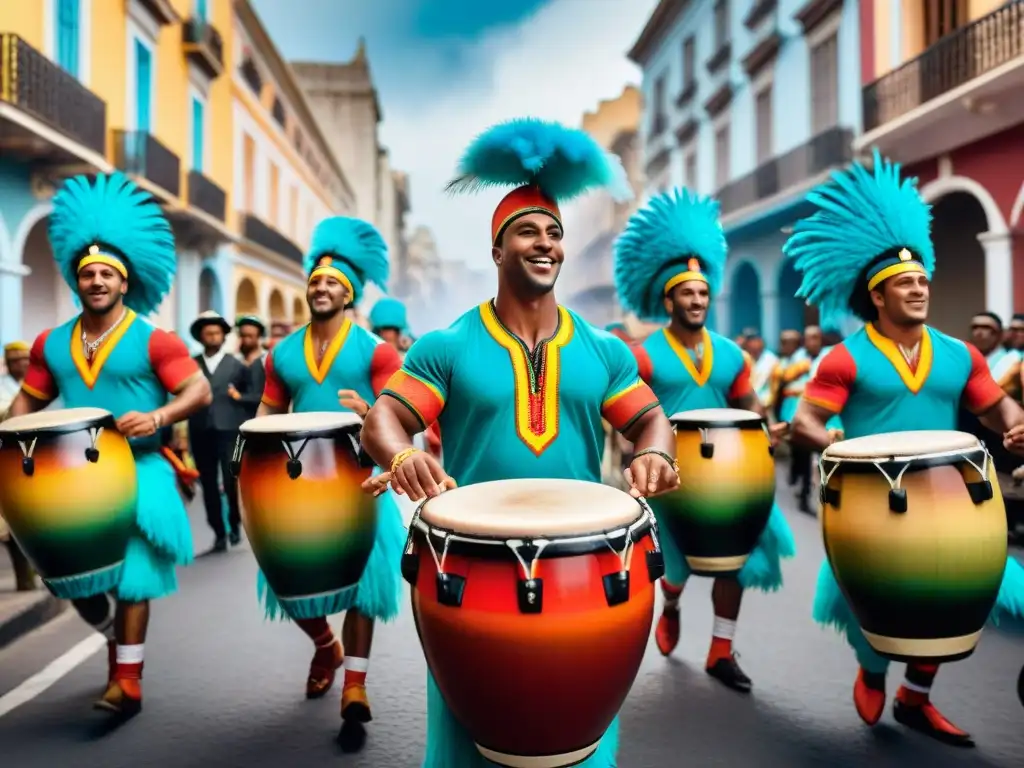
819;430;1006;662
662;408;776;575
403;478;664;768
234;412;376;619
0;408;137;598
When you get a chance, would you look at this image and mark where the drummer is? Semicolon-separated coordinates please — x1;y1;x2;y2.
360;118;678;768
787;149;1024;746
3;172;211;717
612;187;795;693
255;216;405;751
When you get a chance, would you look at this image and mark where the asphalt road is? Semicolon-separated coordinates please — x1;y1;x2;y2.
0;475;1022;768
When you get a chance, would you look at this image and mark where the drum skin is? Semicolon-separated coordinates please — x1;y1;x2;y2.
410;532;656;766
660;425;775;575
822;460;1006;662
0;423;136;588
237;431;375;609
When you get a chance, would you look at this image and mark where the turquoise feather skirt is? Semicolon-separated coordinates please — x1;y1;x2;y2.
423;670;620;767
812;556;1024;674
256;487;406;622
660;502;796;591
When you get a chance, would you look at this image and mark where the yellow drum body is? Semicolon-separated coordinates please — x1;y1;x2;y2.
659;409;776;575
820;430;1006;662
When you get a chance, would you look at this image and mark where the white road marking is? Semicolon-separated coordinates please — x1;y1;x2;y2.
0;633;106;718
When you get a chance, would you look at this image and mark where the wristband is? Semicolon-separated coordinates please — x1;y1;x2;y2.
633;447;678;472
390;447;420;475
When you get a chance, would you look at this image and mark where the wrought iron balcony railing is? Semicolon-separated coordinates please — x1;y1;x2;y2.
182;18;224;79
113;130;181;197
187;170;226;221
243;214;303;264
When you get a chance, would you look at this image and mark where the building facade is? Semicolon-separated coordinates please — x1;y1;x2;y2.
630;0;862;341
856;0;1024;336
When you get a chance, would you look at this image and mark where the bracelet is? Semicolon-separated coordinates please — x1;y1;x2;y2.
633;448;678;472
390;447;420;475
153;411;164;430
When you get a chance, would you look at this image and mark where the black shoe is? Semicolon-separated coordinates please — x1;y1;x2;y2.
211;537;228;553
706;654;752;693
798;494;812;514
892;700;975;747
336;720;367;753
229;530;241;546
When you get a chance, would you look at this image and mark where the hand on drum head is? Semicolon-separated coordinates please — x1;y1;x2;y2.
1003;424;1024;454
769;421;791;445
827;428;845;444
625;452;679;499
338;389;370;417
117;411;158;438
361;452;456;501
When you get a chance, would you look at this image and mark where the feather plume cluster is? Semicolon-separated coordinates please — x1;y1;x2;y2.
305;217;389;305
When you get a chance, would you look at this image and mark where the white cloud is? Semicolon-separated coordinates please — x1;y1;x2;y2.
379;0;657;272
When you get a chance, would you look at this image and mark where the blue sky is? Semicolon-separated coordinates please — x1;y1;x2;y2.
251;0;656;270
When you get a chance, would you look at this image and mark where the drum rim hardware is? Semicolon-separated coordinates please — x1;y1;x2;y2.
670;416;766;431
674;420;773;460
231;428;366;479
0;413;117;439
4;424;107;476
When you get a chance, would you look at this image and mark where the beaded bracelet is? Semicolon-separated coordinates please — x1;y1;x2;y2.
633;447;678;472
389;447;420;475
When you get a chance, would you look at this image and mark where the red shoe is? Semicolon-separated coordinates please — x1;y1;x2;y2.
894;689;974;747
95;663;143;719
853;667;886;726
655;610;680;656
306;638;343;699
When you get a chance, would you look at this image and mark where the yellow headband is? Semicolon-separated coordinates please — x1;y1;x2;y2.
664;257;708;295
867;261;926;291
4;341;29;355
308;256;354;297
77;245;128;279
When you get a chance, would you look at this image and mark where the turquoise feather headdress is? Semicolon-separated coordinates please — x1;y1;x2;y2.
48;172;176;317
304;217;389;307
782;149;934;327
369;297;407;332
613;187;727;322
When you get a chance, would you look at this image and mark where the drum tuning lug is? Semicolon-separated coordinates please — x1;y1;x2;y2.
401;553;419;587
966;480;994;504
768;444;775;457
603;571;631;607
21;456;34;477
84;447;99;463
646;550;665;583
820;485;841;508
286;458;302;480
436;573;466;608
700;443;714;459
517;578;543;614
888;488;908;513
229;459;241;478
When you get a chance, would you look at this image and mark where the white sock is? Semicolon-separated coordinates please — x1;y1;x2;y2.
344;656;369;674
116;644;145;665
902;676;931;694
712;616;737;640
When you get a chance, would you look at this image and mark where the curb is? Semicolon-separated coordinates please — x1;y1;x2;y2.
0;593;68;651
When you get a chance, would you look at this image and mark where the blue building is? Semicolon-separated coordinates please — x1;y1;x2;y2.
628;0;862;342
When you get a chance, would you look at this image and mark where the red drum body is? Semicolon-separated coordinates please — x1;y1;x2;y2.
403;478;664;768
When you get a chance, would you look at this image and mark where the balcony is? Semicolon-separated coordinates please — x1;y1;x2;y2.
187;170;226;221
857;0;1024;164
113;130;181;197
717;126;854;219
0;34;107;163
242;214;303;265
182;18;224;79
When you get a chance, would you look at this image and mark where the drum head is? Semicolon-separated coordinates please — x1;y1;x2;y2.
0;407;113;435
670;408;762;428
419;478;641;538
239;411;362;438
824;430;981;460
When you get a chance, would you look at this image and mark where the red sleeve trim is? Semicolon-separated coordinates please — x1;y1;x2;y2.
21;330;56;401
382;370;445;428
148;329;200;393
632;345;654;384
803;345;856;414
963;342;1007;414
261;349;290;408
370;343;403;397
602;380;659;432
728;355;754;401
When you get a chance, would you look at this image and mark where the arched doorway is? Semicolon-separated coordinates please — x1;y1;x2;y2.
292;296;307;325
776;260;809;334
235;278;259;316
20;216;60;343
729;262;762;336
268;289;287;323
199;266;223;314
927;192;987;337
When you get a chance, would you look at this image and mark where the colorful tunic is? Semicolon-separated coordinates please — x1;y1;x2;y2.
987;347;1022;401
21;311;198;601
805;323;1024;672
256;319;406;622
750;350;779;409
382;302;659;768
632;328;795;590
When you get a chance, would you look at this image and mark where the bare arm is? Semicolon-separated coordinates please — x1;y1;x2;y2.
256;400;287;417
361;396;424;469
155;372;211;425
791;399;836;453
620;405;675;456
4;389;50;420
730;391;768;419
978;395;1024;434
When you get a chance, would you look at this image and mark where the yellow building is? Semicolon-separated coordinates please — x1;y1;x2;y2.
0;0;356;350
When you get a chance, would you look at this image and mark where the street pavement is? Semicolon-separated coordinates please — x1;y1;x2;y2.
0;476;1022;767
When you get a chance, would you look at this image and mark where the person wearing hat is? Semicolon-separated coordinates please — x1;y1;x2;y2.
255;215;405;751
368;297;408;350
4;171;211;717
788;150;1024;746
187;310;252;553
234;315;268;422
0;341;30;416
613;187;795;694
360;118;678;768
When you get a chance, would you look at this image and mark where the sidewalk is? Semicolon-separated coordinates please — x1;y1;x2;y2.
0;546;67;651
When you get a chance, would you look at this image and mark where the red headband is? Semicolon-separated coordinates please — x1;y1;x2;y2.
491;185;562;244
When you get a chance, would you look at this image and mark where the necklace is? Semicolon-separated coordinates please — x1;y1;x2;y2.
81;309;127;360
898;341;920;366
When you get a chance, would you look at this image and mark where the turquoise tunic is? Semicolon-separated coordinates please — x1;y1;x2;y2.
383;302;659;768
29;312;195;601
807;323;1024;673
634;328;796;590
256;320;406;623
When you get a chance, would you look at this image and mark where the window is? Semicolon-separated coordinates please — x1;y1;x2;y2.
242;133;256;212
713;0;730;49
755;86;773;164
57;0;81;77
195;0;208;22
810;33;839;133
268;162;280;226
714;123;730;188
923;0;968;47
134;39;153;133
289;186;299;238
682;37;695;86
190;95;205;171
652;75;667;135
684;150;698;189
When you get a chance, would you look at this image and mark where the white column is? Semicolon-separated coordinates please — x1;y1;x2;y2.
761;290;780;347
0;262;28;344
715;293;731;336
978;231;1014;323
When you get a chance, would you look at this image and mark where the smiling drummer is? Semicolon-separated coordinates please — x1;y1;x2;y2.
613;187;796;693
787;149;1024;747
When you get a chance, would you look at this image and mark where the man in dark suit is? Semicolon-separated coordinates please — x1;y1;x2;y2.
188;311;250;552
233;315;267;421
